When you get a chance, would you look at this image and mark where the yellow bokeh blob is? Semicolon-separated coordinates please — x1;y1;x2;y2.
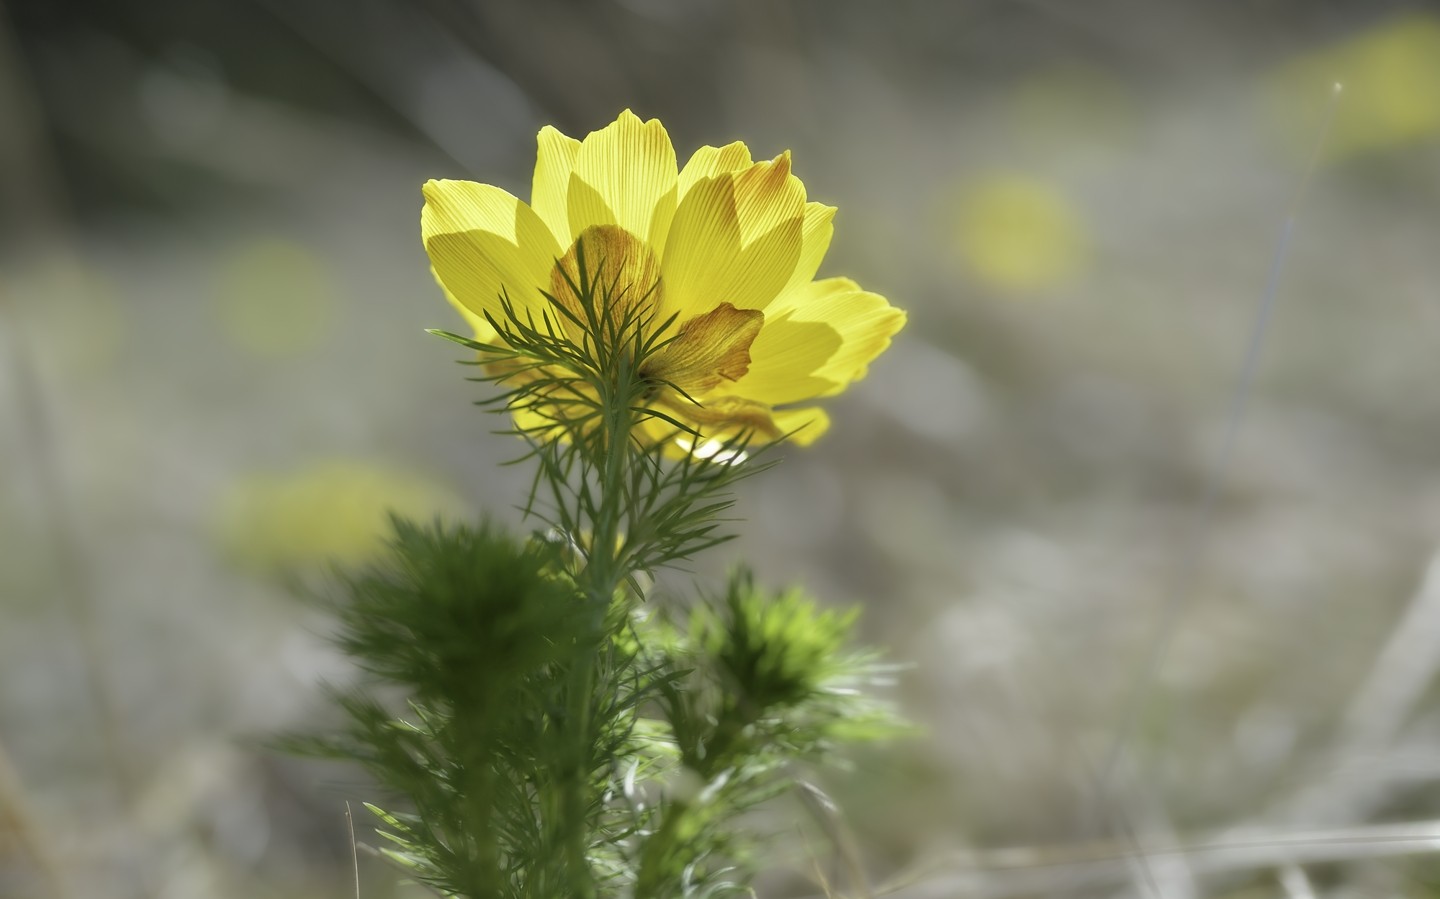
214;237;335;356
215;459;470;574
1263;12;1440;161
951;173;1089;293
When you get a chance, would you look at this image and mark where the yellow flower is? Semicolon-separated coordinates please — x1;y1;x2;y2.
1262;12;1440;162
215;459;468;573
421;110;905;454
951;172;1089;293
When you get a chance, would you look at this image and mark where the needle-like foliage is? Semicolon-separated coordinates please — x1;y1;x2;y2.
291;229;899;898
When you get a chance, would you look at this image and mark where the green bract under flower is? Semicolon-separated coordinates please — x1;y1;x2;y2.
422;110;905;455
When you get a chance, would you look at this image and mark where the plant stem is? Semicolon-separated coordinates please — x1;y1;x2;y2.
557;366;638;899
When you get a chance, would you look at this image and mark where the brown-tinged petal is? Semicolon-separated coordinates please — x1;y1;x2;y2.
550;224;664;332
644;302;764;395
661;170;802;319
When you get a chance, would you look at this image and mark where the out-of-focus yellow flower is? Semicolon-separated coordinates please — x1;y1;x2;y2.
216;459;467;573
215;237;336;356
421;110;905;453
951;173;1088;293
1263;12;1440;161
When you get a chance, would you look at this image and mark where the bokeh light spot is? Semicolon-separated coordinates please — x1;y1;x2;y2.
1263;12;1440;161
215;459;470;574
951;173;1089;293
214;237;336;356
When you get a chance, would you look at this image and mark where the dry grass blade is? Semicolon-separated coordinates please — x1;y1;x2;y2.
0;737;73;899
1280;548;1440;827
797;780;873;899
870;819;1440;899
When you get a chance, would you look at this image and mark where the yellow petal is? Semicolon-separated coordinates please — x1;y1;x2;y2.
783;277;906;392
567;110;678;248
732;153;807;246
770;406;830;445
661;166;803;318
665;396;829;445
677;141;753;201
505;374;602;442
660;140;755;262
637;393;831;458
422;179;561;325
432;266;501;345
724;311;840;405
777;201;836;298
735;277;906;404
551;225;663;333
644;303;764;395
653;393;783;442
531;125;581;246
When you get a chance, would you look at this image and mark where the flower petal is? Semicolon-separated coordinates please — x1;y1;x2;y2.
668;396;829;445
653;393;783;442
769;405;830;445
737;277;904;403
567;110;678;249
531;125;581;246
777;202;836;297
661;160;804;318
645;303;763;395
551;225;663;333
432;267;501;345
723;309;841;405
422;179;561;324
677;141;753;201
658;140;754;262
732;152;807;247
639;396;830;458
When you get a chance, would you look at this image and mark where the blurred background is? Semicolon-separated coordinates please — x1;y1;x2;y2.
3;0;1440;896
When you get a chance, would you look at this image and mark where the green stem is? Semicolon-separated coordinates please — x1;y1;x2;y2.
557;370;637;899
633;798;693;899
